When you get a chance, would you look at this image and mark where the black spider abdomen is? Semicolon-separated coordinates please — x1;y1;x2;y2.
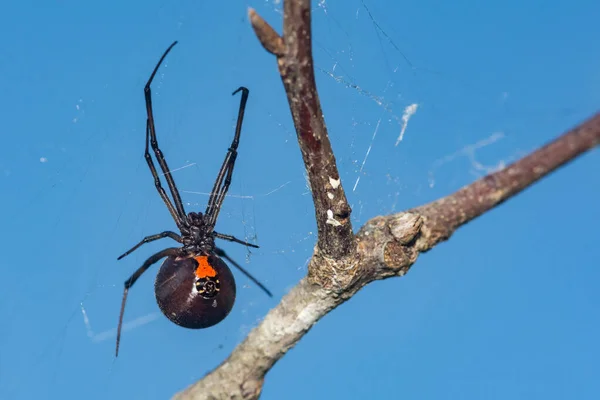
154;254;236;329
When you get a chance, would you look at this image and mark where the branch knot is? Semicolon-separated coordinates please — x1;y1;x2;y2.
307;247;360;293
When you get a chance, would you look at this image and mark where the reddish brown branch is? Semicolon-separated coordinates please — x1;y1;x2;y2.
412;111;600;251
249;4;354;262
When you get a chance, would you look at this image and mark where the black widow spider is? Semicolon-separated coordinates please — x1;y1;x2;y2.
115;41;271;356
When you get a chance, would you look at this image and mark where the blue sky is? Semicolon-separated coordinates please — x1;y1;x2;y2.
1;0;599;399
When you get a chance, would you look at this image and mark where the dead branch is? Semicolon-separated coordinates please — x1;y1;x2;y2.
250;2;355;264
172;1;600;398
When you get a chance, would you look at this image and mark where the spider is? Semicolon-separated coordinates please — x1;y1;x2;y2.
115;41;271;356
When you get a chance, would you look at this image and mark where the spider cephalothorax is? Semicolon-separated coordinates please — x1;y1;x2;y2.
114;41;272;357
180;212;215;254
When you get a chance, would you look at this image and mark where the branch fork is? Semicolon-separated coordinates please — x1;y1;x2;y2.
173;2;600;398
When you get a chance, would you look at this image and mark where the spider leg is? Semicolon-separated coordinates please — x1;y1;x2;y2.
213;231;259;248
116;247;181;357
117;231;182;260
144;40;188;223
214;247;272;298
204;87;249;227
144;121;185;228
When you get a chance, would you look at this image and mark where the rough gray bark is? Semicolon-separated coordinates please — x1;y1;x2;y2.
173;1;600;398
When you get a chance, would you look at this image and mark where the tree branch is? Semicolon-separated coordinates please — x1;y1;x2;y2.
174;111;599;400
250;3;355;262
411;111;600;252
172;2;600;398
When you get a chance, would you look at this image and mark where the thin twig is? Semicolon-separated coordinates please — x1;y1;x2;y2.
411;111;600;252
250;3;355;264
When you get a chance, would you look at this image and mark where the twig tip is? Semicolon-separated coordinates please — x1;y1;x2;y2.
248;8;285;57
